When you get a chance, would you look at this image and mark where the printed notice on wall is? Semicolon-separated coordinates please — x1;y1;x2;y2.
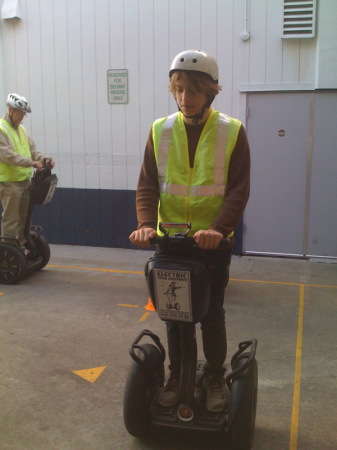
107;69;128;104
153;268;193;322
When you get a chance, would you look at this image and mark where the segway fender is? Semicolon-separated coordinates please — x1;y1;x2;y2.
129;329;166;369
226;340;258;429
227;352;258;450
123;343;165;438
228;356;256;427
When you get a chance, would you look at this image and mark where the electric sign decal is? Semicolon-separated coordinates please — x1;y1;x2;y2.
153;269;192;322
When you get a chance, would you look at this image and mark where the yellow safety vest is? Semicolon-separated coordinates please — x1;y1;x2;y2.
152;108;241;237
0;119;32;182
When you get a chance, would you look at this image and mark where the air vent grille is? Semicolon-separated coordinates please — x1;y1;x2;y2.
283;0;317;38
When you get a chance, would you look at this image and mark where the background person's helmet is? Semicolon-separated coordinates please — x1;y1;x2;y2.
6;93;31;113
169;50;219;82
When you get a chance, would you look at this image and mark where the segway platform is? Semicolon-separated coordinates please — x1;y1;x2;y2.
150;360;230;432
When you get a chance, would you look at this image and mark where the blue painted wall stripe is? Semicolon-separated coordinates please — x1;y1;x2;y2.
31;188;243;253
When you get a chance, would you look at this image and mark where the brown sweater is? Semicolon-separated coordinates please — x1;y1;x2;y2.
136;116;251;239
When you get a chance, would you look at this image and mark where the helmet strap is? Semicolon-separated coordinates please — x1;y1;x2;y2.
176;95;215;125
8;110;14;125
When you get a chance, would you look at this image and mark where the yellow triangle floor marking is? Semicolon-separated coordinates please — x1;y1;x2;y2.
72;366;107;383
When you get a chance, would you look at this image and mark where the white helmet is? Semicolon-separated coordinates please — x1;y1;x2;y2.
169;50;219;82
6;93;31;113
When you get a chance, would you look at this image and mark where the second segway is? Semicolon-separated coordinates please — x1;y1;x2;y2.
0;160;57;284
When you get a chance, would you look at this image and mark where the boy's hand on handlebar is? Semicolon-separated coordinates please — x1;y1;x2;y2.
193;229;223;250
129;227;157;248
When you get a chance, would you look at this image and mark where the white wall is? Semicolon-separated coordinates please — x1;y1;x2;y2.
0;0;333;192
315;0;337;89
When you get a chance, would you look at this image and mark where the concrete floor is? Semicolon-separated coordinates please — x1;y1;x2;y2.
1;244;336;450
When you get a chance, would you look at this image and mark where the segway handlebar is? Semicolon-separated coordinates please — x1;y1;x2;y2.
149;222;231;249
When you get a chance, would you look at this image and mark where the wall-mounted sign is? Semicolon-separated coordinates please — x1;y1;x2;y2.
107;69;128;104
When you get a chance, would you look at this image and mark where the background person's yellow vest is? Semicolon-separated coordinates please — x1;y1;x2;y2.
0;119;32;182
152;108;241;237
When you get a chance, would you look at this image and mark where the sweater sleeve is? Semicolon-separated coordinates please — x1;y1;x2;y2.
28;135;47;162
209;124;251;238
136;127;160;230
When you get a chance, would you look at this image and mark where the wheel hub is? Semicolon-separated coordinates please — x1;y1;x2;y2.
0;260;9;269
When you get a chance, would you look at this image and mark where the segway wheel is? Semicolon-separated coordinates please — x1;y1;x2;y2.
228;356;258;450
0;243;27;284
30;231;50;270
123;343;164;438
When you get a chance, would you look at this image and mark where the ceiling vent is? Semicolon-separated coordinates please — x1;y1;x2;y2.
282;0;317;38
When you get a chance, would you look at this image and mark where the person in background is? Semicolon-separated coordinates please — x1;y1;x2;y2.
129;50;250;413
0;93;55;250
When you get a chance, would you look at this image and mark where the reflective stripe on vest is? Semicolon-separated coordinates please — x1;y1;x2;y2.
157;111;231;197
152;109;241;235
0;119;32;182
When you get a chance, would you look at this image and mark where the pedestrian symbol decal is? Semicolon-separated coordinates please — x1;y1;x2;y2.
164;281;181;310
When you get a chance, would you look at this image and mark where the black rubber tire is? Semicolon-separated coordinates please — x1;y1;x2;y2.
123;343;164;438
30;231;50;270
0;243;27;284
228;356;258;450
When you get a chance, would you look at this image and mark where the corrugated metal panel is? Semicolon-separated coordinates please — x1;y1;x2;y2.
282;0;317;38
